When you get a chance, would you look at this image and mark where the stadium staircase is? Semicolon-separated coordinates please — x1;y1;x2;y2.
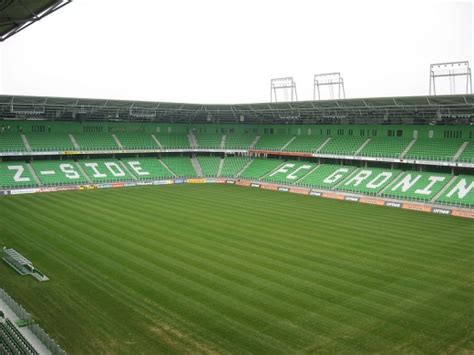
188;132;198;149
27;163;42;186
75;162;92;183
119;160;138;180
431;175;457;202
21;134;32;151
400;139;416;159
280;136;296;151
112;134;124;149
354;138;371;156
217;158;224;177
69;134;80;149
453;141;469;161
151;134;163;148
221;135;226;149
249;135;261;148
378;170;405;196
191;156;203;177
158;160;177;178
315;137;331;153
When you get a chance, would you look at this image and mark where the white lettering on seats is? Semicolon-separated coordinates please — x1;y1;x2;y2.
391;174;421;192
366;172;393;189
269;163;295;177
446;178;474;199
415;176;446;195
84;163;107;178
323;168;349;184
127;161;150;176
60;163;80;179
287;165;312;180
8;165;30;182
344;170;372;186
105;162;125;177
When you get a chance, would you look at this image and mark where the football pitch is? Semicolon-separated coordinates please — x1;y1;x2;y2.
0;184;472;354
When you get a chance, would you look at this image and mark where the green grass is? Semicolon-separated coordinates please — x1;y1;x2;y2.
0;184;472;354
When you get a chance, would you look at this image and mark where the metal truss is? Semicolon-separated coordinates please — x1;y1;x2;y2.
0;0;72;42
313;72;346;100
270;77;298;103
429;61;472;96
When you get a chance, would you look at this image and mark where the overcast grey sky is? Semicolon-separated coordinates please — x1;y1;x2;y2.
0;0;473;103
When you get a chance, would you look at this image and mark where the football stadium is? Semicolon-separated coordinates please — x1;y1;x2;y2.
0;1;473;354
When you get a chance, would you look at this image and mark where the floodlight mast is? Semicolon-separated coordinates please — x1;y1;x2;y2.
429;61;472;96
313;72;346;100
270;77;298;102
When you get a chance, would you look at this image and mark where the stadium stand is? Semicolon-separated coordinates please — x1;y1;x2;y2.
74;133;119;151
358;138;412;158
31;160;88;186
253;135;293;150
337;167;401;195
262;161;317;183
0;134;27;152
114;133;158;150
435;175;474;207
121;158;175;180
404;139;464;161
26;133;75;152
297;164;357;189
282;136;327;152
0;162;36;189
224;134;257;149
160;156;197;177
155;134;190;149
0;319;39;355
318;137;367;155
382;171;451;201
197;156;221;177
195;134;223;149
79;159;135;182
220;156;251;177
458;142;474;163
238;158;284;179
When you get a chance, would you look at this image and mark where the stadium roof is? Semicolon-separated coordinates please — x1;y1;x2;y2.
0;94;473;124
0;0;71;41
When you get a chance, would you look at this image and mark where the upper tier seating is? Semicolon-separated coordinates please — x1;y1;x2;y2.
160;156;196;177
155;134;190;149
319;137;367;155
224;135;257;149
358;138;412;158
282;136;327;153
220;157;251;177
0;134;27;152
26;133;75;151
74;133;119;151
31;160;88;186
404;139;464;161
239;158;284;179
115;133;158;150
195;134;223;149
458;142;474;163
253;136;293;150
198;156;221;176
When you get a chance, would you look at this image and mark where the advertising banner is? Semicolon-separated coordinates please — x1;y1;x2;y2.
236;180;251;187
385;201;401;208
137;181;153;186
124;182;137;187
97;183;113;189
431;208;451;215
226;180;236;184
277;187;289;192
112;182;125;188
174;179;185;184
290;187;310;195
451;209;474;219
344;196;359;202
153;180;174;185
206;179;218;184
261;184;278;191
309;191;322;197
402;203;432;212
187;178;207;184
322;192;344;200
10;188;40;195
359;197;385;206
250;183;261;188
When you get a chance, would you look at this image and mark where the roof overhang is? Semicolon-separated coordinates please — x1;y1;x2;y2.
0;0;72;42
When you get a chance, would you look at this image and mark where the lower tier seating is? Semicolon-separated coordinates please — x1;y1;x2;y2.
79;159;135;182
220;157;251;177
198;156;221;176
238;158;284;179
32;160;88;186
0;161;36;189
121;158;174;180
160;156;196;177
